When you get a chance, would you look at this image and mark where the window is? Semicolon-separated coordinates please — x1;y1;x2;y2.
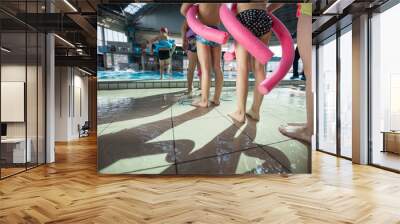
104;28;128;43
370;3;400;171
97;26;103;47
124;3;146;15
339;27;352;158
317;36;337;154
315;27;353;159
105;29;113;42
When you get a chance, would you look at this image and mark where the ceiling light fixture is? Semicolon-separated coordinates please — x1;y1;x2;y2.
78;67;93;76
63;0;78;12
323;0;342;14
323;0;354;15
54;34;75;48
1;47;11;53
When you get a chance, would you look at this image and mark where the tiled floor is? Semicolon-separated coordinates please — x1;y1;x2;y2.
98;86;310;175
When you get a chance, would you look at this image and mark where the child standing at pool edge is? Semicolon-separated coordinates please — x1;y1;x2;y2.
228;3;280;123
181;3;224;107
149;27;176;79
181;20;202;96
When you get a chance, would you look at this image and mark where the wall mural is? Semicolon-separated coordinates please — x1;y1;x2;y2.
97;3;312;175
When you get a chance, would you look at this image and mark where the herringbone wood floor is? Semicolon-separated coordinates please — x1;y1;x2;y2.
1;135;400;224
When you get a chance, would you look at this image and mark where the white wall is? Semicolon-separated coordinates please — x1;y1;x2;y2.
1;63;46;164
55;67;89;141
1;64;41;138
55;66;69;141
1;65;26;138
72;73;89;138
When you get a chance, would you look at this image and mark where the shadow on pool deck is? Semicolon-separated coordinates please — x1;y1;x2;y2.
97;87;310;175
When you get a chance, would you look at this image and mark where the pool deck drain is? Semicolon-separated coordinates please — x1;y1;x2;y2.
98;79;305;90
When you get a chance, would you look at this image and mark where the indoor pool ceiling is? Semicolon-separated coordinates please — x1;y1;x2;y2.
98;3;298;46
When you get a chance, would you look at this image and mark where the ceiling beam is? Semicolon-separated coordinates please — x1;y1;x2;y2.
52;0;97;47
55;55;96;70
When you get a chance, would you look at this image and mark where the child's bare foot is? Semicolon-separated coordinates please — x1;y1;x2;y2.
246;109;260;121
228;111;246;123
278;125;311;143
192;100;208;108
210;99;220;106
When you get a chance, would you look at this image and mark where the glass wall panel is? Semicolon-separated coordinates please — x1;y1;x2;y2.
0;1;46;179
1;31;28;177
339;28;352;158
371;3;400;171
317;36;337;154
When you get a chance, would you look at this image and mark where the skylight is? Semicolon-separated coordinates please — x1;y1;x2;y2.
124;3;146;15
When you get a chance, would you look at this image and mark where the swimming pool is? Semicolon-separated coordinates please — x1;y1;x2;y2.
98;70;243;81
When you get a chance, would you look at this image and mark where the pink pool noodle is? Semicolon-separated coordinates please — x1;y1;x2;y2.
219;4;295;95
220;4;274;64
258;14;295;95
186;5;229;45
224;47;236;61
223;38;236;61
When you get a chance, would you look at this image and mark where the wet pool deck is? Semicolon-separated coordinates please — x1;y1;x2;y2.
97;86;310;175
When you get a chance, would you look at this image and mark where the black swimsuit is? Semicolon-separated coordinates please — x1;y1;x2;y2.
158;49;170;60
236;9;273;37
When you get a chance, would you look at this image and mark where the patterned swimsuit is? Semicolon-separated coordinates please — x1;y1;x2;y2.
236;9;273;37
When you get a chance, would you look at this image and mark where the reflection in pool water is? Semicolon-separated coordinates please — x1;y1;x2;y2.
98;70;248;81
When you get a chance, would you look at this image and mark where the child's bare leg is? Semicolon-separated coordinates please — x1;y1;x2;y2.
168;58;173;75
279;14;312;143
299;14;313;135
187;51;197;94
228;43;249;123
197;60;202;90
160;61;164;79
192;42;211;107
210;45;223;105
247;32;271;121
167;63;171;78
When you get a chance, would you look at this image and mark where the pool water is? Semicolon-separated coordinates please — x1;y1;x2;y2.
97;70;296;81
98;70;244;81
